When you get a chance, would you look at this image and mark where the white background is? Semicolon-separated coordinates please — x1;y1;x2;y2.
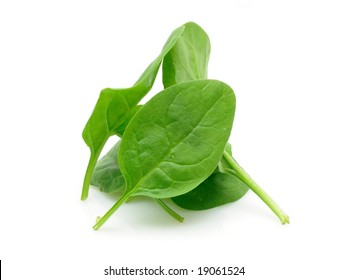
1;0;346;279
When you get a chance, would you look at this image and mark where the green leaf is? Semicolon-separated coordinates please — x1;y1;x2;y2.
171;172;249;210
81;25;185;200
171;143;248;210
120;79;235;198
91;140;125;193
163;22;210;88
93;79;236;229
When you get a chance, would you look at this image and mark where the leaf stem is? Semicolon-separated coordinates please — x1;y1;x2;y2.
155;199;184;222
81;137;108;200
223;151;289;224
93;192;131;230
81;153;98;200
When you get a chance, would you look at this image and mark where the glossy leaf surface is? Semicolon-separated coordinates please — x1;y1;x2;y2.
119;79;235;199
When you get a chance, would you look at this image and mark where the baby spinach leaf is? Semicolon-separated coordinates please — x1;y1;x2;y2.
81;26;185;200
171;143;249;210
119;79;235;198
171;172;248;210
91;140;125;193
93;79;236;229
163;22;210;88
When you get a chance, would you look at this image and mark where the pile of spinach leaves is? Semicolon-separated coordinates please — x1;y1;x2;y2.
82;22;289;230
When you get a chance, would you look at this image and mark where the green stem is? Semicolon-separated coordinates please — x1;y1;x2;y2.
223;151;289;224
93;192;131;230
81;153;98;200
81;136;108;200
155;199;184;222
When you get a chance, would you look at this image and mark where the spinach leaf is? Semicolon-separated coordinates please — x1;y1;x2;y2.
163;22;210;88
120;79;235;198
90;140;125;193
171;144;249;210
81;26;185;200
171;172;248;210
93;79;236;229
